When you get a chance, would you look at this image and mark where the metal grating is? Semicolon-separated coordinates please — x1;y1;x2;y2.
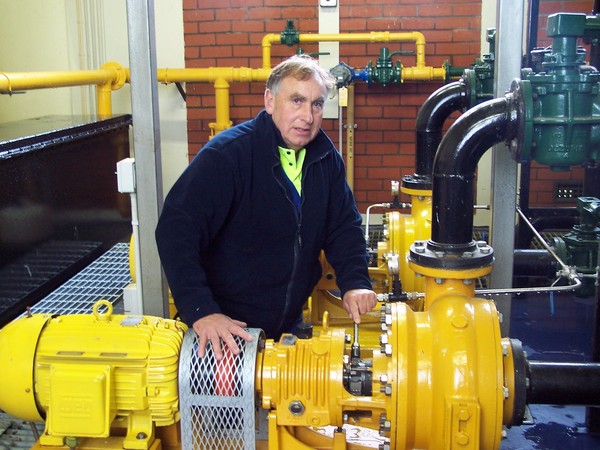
0;240;103;326
179;328;263;450
0;411;44;450
20;242;131;317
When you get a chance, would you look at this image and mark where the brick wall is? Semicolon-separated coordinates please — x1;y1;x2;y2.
182;0;592;213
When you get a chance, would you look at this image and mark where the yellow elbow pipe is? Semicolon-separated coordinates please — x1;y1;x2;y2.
261;34;281;70
0;62;127;117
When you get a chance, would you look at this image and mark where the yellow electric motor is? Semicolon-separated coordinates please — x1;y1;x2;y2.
0;300;186;450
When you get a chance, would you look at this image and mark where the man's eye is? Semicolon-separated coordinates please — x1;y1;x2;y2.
313;102;324;110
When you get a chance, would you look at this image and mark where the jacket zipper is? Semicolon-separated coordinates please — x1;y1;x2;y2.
273;150;328;334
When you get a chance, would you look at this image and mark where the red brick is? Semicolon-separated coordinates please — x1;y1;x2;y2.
418;4;454;17
198;20;231;33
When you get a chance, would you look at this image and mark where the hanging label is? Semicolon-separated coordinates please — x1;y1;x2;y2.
338;86;348;107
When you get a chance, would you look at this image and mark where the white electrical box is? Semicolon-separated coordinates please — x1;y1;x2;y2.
320;0;337;7
116;158;136;193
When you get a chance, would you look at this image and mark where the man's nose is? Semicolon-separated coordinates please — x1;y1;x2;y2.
300;103;314;123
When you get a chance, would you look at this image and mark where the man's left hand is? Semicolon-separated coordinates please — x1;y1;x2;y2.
342;288;378;323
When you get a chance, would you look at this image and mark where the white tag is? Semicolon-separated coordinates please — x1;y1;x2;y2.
338;86;348;107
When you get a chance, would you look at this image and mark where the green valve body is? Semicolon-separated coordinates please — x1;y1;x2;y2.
518;13;600;170
553;197;600;297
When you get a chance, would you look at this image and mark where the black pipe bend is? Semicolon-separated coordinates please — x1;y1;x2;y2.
431;94;519;247
414;79;470;178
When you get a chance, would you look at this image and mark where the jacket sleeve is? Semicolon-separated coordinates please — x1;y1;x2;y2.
155;146;236;326
322;150;373;296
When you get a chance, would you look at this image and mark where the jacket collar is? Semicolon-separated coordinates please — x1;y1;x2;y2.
256;110;335;164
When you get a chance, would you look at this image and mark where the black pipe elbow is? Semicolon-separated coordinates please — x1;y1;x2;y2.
430;90;521;249
413;79;470;179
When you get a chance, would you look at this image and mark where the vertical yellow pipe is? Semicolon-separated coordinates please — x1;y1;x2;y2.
97;62;127;117
210;77;232;138
261;34;279;70
96;83;113;117
345;84;355;190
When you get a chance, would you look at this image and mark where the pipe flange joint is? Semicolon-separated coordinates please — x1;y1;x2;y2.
401;173;432;191
462;69;478;109
507;78;533;163
409;239;494;270
101;61;127;90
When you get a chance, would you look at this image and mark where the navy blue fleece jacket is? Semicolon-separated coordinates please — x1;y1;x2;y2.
155;110;372;338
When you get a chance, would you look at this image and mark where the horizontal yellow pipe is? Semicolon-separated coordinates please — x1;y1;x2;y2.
0;62;126;92
155;67;272;84
261;31;428;69
402;66;447;81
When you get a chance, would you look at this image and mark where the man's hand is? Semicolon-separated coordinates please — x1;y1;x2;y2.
342;288;378;323
192;313;254;360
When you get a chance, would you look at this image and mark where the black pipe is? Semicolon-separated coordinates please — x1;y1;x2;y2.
513;249;558;279
431;95;519;248
527;361;600;406
413;79;470;181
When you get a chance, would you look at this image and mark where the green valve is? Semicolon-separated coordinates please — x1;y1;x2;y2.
553;197;600;298
281;19;299;47
365;47;402;85
515;13;600;170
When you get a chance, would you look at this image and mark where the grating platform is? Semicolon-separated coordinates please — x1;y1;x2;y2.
19;242;131;317
0;412;44;450
0;240;103;327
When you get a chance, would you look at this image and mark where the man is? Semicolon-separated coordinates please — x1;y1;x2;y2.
156;55;377;360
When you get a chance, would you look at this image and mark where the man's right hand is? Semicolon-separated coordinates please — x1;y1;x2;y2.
192;313;254;360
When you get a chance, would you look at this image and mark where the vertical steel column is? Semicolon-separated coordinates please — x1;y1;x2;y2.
489;0;525;336
125;0;169;317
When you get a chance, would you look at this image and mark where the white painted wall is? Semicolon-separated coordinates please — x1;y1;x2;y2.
0;0;188;195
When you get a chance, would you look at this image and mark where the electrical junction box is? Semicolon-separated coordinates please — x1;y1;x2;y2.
116;157;136;193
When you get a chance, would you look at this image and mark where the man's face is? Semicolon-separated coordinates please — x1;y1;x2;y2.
264;75;327;151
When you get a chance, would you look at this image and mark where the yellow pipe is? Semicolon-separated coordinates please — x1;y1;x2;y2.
345;84;355;189
261;34;280;70
0;62;127;118
301;32;427;66
261;31;431;73
210;78;232;137
402;66;447;82
156;66;271;84
1;28;443;128
156;67;272;138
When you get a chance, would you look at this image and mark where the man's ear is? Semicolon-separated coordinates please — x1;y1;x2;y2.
264;89;274;113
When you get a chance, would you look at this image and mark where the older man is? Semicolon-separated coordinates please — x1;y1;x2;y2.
156;55;376;359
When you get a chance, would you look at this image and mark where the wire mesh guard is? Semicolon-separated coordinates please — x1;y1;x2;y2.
179;328;263;450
